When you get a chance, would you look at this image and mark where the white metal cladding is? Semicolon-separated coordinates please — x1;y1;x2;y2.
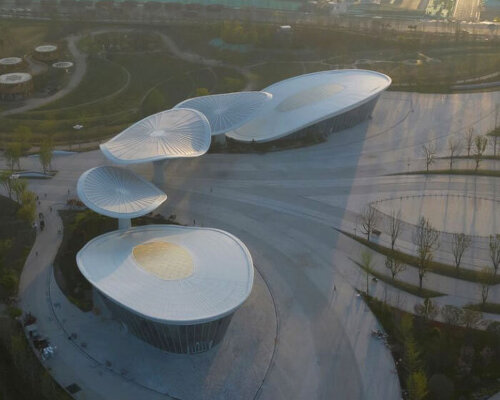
174;91;272;136
100;108;212;164
77;166;167;219
76;225;254;324
226;69;391;143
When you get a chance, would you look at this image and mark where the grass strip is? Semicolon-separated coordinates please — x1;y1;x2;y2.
339;230;500;284
465;303;500;315
390;169;500;178
350;258;444;298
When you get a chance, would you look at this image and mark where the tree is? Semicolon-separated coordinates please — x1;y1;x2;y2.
414;298;440;321
441;305;462;326
413;217;440;290
464;127;474;157
385;255;405;280
10;178;27;203
0;170;13;199
407;371;428;400
4;142;22;171
447;137;462;170
39;138;53;174
478;266;494;306
359;206;378;241
489;234;500;276
360;251;374;295
451;233;471;275
460;308;482;329
387;209;402;251
17;190;36;223
473;135;487;170
422;143;436;172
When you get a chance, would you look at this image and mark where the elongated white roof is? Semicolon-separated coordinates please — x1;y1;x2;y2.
0;57;22;65
174;91;272;136
35;44;57;53
226;69;391;143
100;108;211;164
0;73;32;84
52;61;74;69
77;166;167;219
77;225;254;324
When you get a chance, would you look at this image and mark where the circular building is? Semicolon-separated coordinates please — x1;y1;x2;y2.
34;44;58;62
77;166;167;229
174;91;272;143
0;57;25;73
226;69;391;143
0;72;33;100
76;224;254;354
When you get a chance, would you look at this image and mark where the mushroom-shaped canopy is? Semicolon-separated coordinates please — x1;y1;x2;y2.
0;73;32;84
77;166;167;219
174;91;272;136
100;108;211;164
0;57;23;66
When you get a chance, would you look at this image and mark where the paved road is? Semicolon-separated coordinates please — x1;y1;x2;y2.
8;88;499;399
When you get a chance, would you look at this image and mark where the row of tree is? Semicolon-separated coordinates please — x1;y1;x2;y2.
423;124;498;173
359;206;500;295
0;172;36;224
3;125;54;173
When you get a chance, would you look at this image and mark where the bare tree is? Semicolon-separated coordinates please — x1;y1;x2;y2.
0;170;13;199
385;255;405;281
387;209;402;251
489;234;500;276
464;127;474;157
413;217;440;290
414;298;440;321
492;104;499;157
360;251;375;295
460;308;482;329
359;206;378;242
451;233;471;275
441;305;462;326
422;143;436;172
447;137;462;170
479;266;494;306
473;135;488;170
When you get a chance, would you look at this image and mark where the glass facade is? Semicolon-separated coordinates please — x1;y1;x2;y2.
98;291;233;354
289;95;380;139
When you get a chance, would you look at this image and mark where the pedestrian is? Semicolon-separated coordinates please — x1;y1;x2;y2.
44;193;47;198
35;251;38;256
49;206;52;212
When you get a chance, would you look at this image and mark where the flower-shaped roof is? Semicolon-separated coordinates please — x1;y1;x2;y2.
100;108;211;164
77;166;167;219
174;91;272;136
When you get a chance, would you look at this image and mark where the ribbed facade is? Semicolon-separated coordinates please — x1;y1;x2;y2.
98;291;233;354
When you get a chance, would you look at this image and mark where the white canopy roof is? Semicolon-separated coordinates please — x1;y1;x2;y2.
52;61;74;69
0;73;32;84
77;166;167;219
0;57;22;65
174;91;272;136
226;69;391;143
35;44;58;53
100;108;211;164
77;225;254;324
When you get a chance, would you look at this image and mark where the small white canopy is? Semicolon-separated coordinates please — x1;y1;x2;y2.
77;166;167;219
77;225;254;324
35;44;58;53
100;108;211;164
174;91;272;136
0;57;22;65
0;73;32;84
